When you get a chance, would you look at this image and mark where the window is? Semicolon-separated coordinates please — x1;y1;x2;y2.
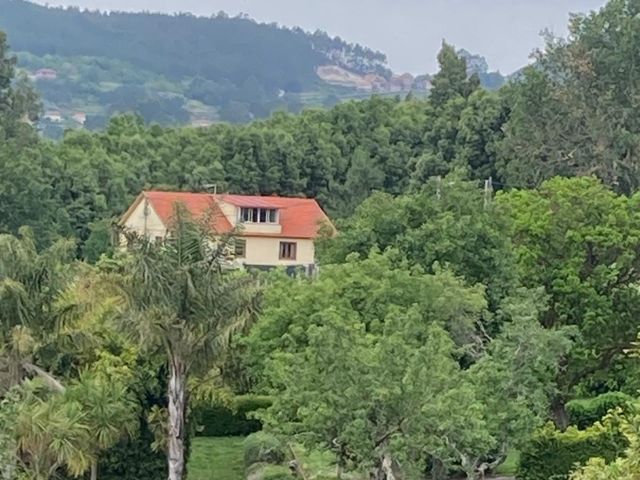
279;242;297;260
235;239;246;258
239;207;278;224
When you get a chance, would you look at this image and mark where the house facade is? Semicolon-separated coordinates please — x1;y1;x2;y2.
119;191;333;269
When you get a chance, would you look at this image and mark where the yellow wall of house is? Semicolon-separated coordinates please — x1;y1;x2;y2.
241;236;315;266
123;199;167;239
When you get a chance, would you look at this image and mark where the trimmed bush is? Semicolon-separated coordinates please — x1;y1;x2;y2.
518;422;626;480
193;395;273;437
567;392;633;429
243;432;286;468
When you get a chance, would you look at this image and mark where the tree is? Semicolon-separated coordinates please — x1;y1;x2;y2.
245;251;487;382
64;372;139;480
498;177;640;423
254;254;569;479
319;175;517;314
0;228;75;393
2;372;138;480
0;30;39;142
430;42;479;109
498;0;640;194
118;206;260;480
255;261;485;479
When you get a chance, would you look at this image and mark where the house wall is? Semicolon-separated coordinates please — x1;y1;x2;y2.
123;199;167;239
242;236;315;266
216;200;238;227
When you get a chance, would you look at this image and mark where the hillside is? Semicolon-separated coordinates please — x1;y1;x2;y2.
0;0;407;134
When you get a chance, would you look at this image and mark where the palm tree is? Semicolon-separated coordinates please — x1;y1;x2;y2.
8;374;138;480
65;372;139;480
12;379;92;480
0;227;75;393
119;206;261;480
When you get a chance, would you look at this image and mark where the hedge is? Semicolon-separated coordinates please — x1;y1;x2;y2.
566;392;633;429
193;395;273;437
517;422;626;480
243;432;286;468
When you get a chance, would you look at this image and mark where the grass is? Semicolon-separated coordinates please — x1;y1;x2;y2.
494;449;520;476
189;436;245;480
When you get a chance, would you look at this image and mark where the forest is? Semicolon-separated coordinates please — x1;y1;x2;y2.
2;0;640;479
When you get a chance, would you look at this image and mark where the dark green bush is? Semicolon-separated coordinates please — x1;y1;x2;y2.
193;395;273;437
566;392;633;429
243;432;286;468
518;422;626;480
97;420;166;480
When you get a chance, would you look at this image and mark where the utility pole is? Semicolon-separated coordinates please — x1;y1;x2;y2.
436;175;442;201
203;183;218;195
483;176;493;209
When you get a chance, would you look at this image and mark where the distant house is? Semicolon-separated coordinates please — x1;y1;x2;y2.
43;110;62;123
34;68;57;81
72;112;87;125
119;191;334;271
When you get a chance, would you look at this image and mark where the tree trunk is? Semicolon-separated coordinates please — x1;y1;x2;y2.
371;454;401;480
168;357;187;480
552;397;569;431
381;454;398;480
90;460;98;480
430;458;446;480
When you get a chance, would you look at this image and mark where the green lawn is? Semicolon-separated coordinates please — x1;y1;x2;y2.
189;437;245;480
494;449;520;476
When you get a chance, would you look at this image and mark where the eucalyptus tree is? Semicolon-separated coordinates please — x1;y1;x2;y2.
119;206;261;480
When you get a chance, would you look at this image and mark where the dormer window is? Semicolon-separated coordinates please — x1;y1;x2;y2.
239;207;278;224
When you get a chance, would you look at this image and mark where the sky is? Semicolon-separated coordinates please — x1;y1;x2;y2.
31;0;607;74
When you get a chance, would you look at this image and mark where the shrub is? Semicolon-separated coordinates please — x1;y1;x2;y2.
193;395;272;437
243;432;286;468
96;421;166;480
518;422;627;480
566;392;633;429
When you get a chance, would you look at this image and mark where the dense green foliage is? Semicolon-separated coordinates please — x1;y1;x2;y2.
248;254;570;478
193;395;271;437
567;393;634;430
570;400;640;480
498;177;640;416
518;422;626;480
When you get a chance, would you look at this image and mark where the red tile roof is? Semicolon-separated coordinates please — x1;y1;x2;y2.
125;191;333;239
142;191;233;233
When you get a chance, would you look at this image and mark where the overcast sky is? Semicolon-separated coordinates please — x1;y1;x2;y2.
32;0;607;74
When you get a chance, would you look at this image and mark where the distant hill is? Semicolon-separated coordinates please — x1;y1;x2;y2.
0;0;402;134
0;0;506;137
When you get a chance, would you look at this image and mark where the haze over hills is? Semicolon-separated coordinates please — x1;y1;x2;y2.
0;0;505;136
